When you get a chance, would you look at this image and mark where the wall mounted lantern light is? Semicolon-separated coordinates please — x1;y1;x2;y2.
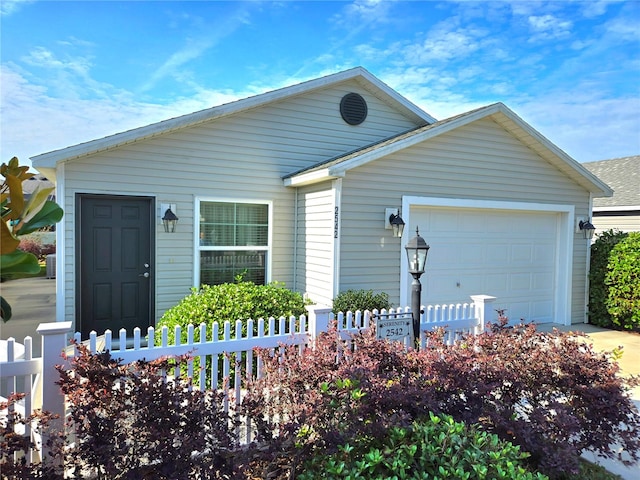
578;219;596;240
161;204;179;233
385;208;405;238
405;227;430;346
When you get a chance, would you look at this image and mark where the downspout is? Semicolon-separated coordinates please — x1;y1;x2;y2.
55;162;65;324
584;193;594;324
292;188;298;292
332;179;343;302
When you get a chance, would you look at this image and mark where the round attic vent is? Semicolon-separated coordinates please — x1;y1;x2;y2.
340;93;368;125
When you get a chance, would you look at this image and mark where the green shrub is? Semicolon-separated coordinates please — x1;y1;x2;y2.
588;230;628;327
605;232;640;330
332;289;391;313
158;281;307;344
299;412;548;480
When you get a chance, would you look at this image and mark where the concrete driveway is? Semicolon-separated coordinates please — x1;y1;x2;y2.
1;276;56;356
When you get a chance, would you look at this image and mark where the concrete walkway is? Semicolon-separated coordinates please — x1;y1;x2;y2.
1;277;639;478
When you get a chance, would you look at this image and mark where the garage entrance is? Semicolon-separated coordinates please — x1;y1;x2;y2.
404;198;573;325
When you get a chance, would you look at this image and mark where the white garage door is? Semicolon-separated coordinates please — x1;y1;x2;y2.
409;206;559;324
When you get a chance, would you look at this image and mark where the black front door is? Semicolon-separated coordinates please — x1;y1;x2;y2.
77;195;154;338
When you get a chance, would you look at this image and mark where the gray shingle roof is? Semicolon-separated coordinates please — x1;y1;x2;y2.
583;155;640;208
23;174;54;196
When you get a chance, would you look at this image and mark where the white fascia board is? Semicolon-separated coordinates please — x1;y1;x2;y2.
283;168;341;187
593;205;640;212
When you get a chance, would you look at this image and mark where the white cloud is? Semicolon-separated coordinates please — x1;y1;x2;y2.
336;0;395;26
140;37;215;93
604;14;640;42
528;14;573;41
580;0;620;18
0;0;33;16
404;29;483;63
141;2;258;93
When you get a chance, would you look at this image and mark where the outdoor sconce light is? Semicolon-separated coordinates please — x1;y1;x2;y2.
405;227;430;345
162;207;179;233
578;219;596;240
385;208;405;237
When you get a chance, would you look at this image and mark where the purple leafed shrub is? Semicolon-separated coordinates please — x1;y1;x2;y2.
0;393;34;478
4;325;638;479
419;319;640;477
54;343;236;479
17;238;55;262
240;321;640;479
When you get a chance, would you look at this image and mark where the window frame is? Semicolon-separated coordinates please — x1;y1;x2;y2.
194;198;272;287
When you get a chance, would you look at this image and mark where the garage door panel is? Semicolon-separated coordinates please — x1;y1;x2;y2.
430;244;460;267
459;214;487;232
534;245;554;264
460;244;484;263
533;272;554;290
510;273;532;291
431;211;460;232
426;274;460;297
533;301;553;321
411;206;558;324
511;245;533;262
485;215;513;234
483;273;509;292
486;244;509;263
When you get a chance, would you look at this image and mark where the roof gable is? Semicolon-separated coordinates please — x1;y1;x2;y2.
284;102;613;197
31;67;435;168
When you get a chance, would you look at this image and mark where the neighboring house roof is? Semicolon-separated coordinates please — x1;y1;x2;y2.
583;155;640;209
284;102;613;197
22;174;54;198
31;67;436;169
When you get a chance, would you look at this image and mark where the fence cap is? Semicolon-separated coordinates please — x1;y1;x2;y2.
469;295;497;303
36;321;73;335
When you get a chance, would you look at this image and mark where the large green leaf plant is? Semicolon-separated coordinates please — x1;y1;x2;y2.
1;157;63;321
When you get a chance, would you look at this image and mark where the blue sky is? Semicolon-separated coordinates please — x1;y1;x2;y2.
1;0;639;170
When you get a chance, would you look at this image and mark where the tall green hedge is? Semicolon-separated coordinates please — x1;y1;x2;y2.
588;229;635;329
605;232;640;330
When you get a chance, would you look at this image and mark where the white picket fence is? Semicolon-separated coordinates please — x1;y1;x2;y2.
1;295;496;462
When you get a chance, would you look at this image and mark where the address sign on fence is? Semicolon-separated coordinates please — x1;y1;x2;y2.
375;313;413;343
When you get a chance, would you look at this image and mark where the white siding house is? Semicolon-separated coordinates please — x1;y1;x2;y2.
32;67;611;335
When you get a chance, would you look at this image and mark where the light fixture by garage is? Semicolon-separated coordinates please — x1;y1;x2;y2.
578;219;596;240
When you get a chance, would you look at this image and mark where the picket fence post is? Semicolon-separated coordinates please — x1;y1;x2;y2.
469;295;497;332
36;321;72;463
305;305;333;341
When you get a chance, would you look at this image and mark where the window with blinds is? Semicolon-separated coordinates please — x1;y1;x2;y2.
199;202;269;285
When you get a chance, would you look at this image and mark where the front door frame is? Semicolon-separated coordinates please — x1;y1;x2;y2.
75;193;156;337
